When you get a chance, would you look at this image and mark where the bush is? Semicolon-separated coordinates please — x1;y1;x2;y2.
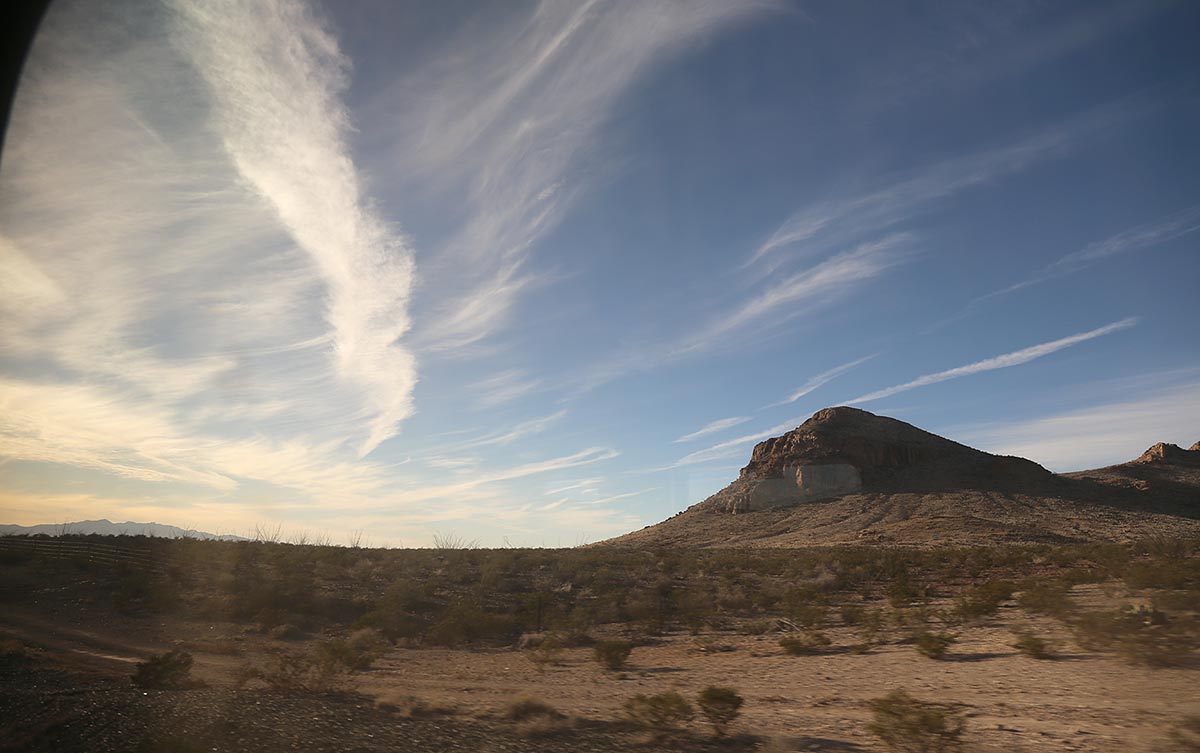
914;632;956;660
504;696;564;722
593;639;632;671
1170;715;1200;752
1011;627;1053;659
238;650;349;693
375;692;457;718
779;632;832;655
954;581;1014;621
869;689;964;753
315;628;388;670
131;650;198;690
1017;579;1075;618
623;691;694;740
697;686;743;737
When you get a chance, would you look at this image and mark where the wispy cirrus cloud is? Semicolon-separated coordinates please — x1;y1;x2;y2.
389;0;775;355
847;318;1138;404
673;416;752;444
674;234;912;358
667;415;807;468
170;0;417;456
747;102;1137;272
768;354;877;408
975;205;1200;305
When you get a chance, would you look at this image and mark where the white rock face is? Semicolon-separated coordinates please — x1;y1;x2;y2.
744;463;862;510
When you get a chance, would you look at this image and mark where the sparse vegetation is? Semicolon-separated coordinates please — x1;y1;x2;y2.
593;639;632;671
1011;626;1053;659
779;631;832;655
869;689;965;753
623;691;694;741
131;650;199;690
914;632;956;660
697;685;743;737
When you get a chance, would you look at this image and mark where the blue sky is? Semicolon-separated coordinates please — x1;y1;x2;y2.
1;0;1198;546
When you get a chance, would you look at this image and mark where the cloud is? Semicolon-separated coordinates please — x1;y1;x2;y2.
470;369;542;408
169;0;418;455
977;205;1200;304
390;0;773;354
847;318;1138;404
953;380;1200;472
769;354;876;407
668;415;808;468
544;478;602;495
678;234;912;355
673;416;752;444
746;103;1136;271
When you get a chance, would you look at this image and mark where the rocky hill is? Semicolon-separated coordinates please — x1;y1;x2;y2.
608;407;1200;547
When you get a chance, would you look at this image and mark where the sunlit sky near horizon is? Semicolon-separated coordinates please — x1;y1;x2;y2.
1;0;1198;546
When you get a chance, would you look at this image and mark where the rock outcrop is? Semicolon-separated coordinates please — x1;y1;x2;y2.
603;408;1199;548
697;407;1051;513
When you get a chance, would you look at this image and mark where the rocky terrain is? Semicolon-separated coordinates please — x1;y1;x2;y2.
609;407;1200;547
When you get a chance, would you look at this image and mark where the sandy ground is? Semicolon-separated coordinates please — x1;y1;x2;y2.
1;585;1196;752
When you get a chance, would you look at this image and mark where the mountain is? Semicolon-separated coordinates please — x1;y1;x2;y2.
608;407;1200;547
0;519;246;541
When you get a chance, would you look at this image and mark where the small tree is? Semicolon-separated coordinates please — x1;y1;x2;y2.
593;639;632;671
869;690;964;753
697;685;743;737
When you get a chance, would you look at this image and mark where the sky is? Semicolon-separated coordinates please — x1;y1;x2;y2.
0;0;1198;547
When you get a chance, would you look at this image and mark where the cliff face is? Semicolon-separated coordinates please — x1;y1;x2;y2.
696;406;1051;514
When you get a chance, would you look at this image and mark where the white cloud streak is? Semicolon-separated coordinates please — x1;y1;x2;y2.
953;380;1200;472
976;205;1200;304
769;354;877;407
669;415;807;468
673;416;752;444
169;0;417;455
747;102;1135;271
389;0;773;354
848;318;1139;404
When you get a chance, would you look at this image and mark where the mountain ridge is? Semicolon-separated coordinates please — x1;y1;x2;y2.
0;519;247;541
607;406;1200;547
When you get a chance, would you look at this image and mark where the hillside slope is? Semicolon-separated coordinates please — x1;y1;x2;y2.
608;407;1200;547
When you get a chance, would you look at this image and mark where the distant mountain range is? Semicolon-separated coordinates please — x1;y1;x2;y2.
607;406;1200;547
0;519;246;541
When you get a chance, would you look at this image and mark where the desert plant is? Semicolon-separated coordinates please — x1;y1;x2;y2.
315;628;388;670
1169;715;1200;752
239;650;349;693
869;689;965;753
1017;579;1075;618
1011;627;1053;659
593;639;633;671
374;692;457;718
623;691;694;740
914;632;956;660
779;631;832;655
131;650;197;689
697;685;743;737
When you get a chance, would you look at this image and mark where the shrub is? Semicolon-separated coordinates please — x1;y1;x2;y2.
914;632;956;660
238;650;349;693
315;628;388;670
623;691;694;740
1017;579;1074;618
840;603;865;626
375;692;457;718
593;639;632;671
868;689;965;753
740;618;774;635
697;686;743;737
1011;627;1053;659
954;581;1014;621
131;650;198;690
779;632;832;655
1169;715;1200;752
504;696;564;721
